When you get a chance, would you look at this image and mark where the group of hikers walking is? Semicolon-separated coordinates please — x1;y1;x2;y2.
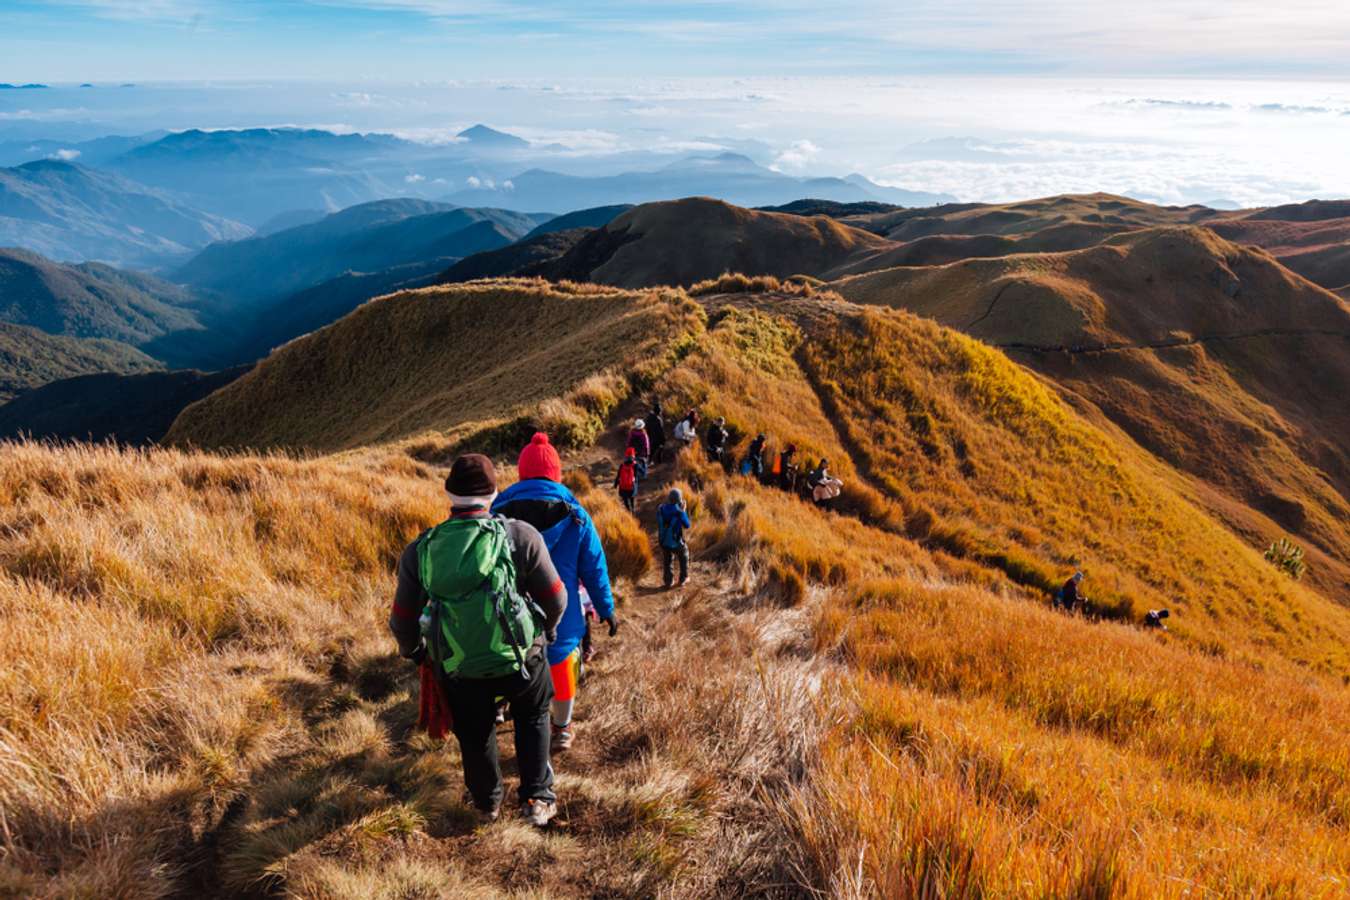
613;403;845;515
390;405;1171;831
389;421;691;828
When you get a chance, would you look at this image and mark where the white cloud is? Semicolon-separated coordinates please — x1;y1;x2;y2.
50;149;81;161
404;173;425;183
501;179;514;190
771;139;821;172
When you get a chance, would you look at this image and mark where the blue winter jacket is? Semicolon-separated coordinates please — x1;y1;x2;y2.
493;478;615;665
658;503;692;549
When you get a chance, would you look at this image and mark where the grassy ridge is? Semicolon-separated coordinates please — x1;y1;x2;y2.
166;279;703;452
7;278;1350;896
650;298;1350;895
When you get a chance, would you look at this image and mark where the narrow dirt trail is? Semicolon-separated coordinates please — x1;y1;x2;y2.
197;400;828;897
417;403;792;898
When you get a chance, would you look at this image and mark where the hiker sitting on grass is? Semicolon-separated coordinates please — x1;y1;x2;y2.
705;417;729;464
1055;571;1086;613
614;448;640;514
673;409;699;448
493;432;618;756
389;453;568;827
808;458;843;504
1144;608;1170;630
644;402;667;464
658;488;693;588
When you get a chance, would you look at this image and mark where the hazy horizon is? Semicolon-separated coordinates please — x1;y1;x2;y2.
5;75;1350;207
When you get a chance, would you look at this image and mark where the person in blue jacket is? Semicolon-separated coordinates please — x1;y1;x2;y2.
493;432;618;752
658;488;693;588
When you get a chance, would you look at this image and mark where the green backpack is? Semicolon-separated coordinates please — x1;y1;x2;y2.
417;516;543;679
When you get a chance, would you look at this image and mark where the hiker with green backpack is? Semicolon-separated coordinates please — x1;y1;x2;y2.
389;454;568;827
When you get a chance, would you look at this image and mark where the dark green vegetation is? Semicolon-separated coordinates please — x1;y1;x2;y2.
0;321;160;401
0;365;249;444
0;247;206;361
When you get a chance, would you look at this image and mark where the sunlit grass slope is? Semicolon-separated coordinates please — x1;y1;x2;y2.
654;297;1350;895
832;226;1350;598
8;277;1350;897
166;278;703;452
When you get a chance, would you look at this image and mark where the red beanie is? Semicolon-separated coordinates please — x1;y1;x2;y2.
518;432;562;482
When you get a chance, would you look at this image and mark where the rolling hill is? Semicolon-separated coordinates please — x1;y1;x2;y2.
173;199;550;307
0;365;249;444
435;228;590;284
833;226;1350;597
0;159;251;266
536;197;896;287
8;270;1350;896
165;279;703;451
0;321;160;401
0;247;203;346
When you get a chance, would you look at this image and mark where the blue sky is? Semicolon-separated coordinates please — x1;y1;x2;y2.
6;1;1350;82
3;3;1350;206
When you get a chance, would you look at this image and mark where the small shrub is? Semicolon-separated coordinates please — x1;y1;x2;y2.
1264;537;1307;580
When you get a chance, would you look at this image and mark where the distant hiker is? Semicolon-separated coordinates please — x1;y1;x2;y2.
1144;608;1170;630
673;409;699;448
644;403;667;464
742;433;767;479
776;444;799;492
614;448;639;514
627;418;651;464
1055;571;1086;613
658;488;693;588
389;453;568;827
493;433;618;755
705;417;729;464
808;458;843;504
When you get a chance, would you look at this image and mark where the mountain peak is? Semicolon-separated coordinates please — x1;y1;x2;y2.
456;124;529;149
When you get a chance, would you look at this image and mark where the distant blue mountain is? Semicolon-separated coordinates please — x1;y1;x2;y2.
174;197;551;307
457;124;530;150
0;159;250;266
444;153;954;211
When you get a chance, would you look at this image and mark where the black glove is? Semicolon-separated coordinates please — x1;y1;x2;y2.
604;615;619;637
405;643;427;666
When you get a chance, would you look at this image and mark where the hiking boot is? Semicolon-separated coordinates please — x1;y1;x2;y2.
551;723;574;752
523;798;558;827
477;803;500;823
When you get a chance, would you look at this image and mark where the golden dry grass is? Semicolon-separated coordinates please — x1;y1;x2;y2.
649;297;1350;896
7;273;1350;897
831;227;1350;597
584;197;894;288
165;279;704;453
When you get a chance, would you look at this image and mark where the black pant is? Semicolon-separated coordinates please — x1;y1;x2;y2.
619;488;636;513
441;651;554;810
663;544;689;586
